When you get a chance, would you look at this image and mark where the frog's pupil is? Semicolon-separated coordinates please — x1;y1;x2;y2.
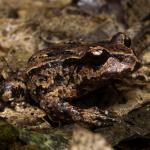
124;36;131;48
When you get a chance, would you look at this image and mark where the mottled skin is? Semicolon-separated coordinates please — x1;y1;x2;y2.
0;33;139;127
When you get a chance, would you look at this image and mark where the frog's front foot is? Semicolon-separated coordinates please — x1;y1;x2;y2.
80;107;120;127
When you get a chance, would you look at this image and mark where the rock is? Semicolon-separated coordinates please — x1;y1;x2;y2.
70;126;113;150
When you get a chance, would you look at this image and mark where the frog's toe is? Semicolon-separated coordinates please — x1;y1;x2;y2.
94;120;113;127
81;108;120;127
98;110;119;121
88;115;120;128
95;116;118;127
99;111;120;122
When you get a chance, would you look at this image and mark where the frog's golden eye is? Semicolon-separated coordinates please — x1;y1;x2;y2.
111;32;131;48
124;35;131;48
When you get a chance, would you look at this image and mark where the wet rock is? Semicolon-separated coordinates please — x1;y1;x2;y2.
94;103;150;147
0;117;68;150
70;126;113;150
0;0;72;19
124;102;150;134
0;117;18;144
114;135;150;150
0;19;42;70
122;0;150;26
0;117;38;150
0;104;49;130
20;129;68;150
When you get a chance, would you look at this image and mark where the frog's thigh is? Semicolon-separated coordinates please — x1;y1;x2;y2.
39;96;82;122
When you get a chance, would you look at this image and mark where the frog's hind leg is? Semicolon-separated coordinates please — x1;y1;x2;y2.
39;96;82;123
39;96;120;127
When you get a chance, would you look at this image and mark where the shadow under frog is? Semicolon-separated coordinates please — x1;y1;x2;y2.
0;33;140;128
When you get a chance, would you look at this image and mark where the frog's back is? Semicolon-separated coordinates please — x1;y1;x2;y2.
25;44;90;101
27;44;89;67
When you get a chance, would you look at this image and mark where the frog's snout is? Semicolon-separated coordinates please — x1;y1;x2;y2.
0;79;27;102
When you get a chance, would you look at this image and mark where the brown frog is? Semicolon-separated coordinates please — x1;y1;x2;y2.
0;33;140;127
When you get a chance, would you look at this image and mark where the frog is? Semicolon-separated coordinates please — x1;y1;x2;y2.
0;33;140;127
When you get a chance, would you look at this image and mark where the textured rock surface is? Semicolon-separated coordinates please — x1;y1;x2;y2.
0;0;149;149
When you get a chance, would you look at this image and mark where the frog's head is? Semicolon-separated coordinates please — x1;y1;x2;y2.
0;78;27;103
80;32;140;79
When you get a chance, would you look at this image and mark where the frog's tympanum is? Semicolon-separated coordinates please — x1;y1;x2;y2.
0;33;140;127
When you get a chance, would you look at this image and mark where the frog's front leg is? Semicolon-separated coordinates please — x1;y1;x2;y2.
39;96;119;127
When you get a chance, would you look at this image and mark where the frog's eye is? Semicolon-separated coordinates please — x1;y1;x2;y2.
111;32;131;48
124;35;131;48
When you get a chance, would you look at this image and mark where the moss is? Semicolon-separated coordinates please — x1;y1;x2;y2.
10;143;38;150
0;117;19;143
